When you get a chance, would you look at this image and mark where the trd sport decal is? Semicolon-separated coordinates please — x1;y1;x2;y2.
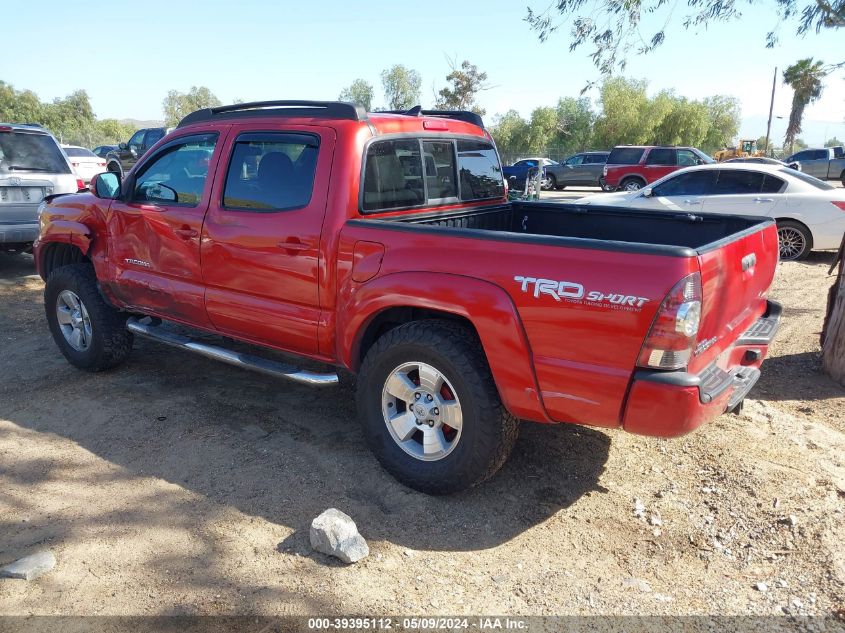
514;276;650;311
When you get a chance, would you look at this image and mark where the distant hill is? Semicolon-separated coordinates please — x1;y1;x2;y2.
119;118;165;129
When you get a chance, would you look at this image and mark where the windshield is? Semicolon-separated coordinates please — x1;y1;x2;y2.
783;168;835;191
0;131;71;174
63;147;97;158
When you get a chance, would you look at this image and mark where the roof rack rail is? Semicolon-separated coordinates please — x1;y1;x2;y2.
382;106;485;129
177;100;367;128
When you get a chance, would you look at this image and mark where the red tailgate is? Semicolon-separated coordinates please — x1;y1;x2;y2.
687;221;779;374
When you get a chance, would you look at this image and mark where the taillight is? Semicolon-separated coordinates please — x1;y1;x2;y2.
76;178;85;190
603;165;608;176
98;162;106;167
832;201;845;212
637;273;702;370
71;162;79;167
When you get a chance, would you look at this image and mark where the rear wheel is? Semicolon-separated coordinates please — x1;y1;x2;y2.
776;220;813;261
356;320;519;495
45;264;133;371
840;170;844;187
621;177;645;192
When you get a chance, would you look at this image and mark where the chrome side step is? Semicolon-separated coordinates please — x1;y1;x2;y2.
126;317;338;386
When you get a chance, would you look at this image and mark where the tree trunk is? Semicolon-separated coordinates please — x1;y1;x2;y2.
821;234;845;386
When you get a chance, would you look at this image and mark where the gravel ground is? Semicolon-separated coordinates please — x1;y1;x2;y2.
0;247;843;618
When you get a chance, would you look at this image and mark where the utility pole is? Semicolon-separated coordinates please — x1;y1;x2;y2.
764;67;777;156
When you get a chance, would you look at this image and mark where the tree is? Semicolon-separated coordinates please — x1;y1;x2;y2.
489;110;530;161
700;96;742;154
526;0;844;76
821;235;845;386
381;65;422;110
653;94;710;147
0;81;43;124
435;60;490;115
554;97;595;153
783;58;827;153
825;137;843;147
162;86;222;127
338;79;374;111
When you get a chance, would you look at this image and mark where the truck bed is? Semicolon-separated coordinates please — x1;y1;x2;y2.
367;201;772;256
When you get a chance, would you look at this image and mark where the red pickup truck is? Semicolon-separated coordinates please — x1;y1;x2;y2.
34;101;781;494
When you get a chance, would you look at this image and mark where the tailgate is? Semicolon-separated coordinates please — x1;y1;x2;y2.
688;220;779;373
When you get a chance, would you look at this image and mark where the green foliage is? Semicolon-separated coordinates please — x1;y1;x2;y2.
491;78;740;161
381;65;422;110
825;137;843;147
0;81;137;147
783;58;827;150
162;86;222;127
339;79;375;111
435;60;489;116
526;0;843;77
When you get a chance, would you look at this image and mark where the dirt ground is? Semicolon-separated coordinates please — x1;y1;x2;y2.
0;248;843;618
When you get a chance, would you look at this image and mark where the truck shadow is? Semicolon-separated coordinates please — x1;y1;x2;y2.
752;350;844;402
1;275;611;556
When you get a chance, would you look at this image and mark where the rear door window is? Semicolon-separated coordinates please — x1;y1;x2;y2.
607;147;645;164
457;140;505;202
583;154;607;164
760;175;786;193
0;131;71;174
645;148;676;165
223;132;319;212
713;170;765;194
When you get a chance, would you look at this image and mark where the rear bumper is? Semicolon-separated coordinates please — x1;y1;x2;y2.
0;220;39;245
622;300;781;438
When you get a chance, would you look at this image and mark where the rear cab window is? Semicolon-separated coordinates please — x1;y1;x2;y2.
607;147;645;165
361;137;503;212
0;131;71;174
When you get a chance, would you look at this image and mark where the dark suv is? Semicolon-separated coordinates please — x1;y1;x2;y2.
106;127;168;177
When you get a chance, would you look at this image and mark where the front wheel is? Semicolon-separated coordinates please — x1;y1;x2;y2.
776;220;813;261
542;175;556;191
356;321;519;495
45;264;134;371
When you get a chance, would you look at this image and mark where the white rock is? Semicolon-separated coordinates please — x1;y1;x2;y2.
0;551;56;580
622;577;652;592
309;508;369;564
755;582;768;592
649;514;663;526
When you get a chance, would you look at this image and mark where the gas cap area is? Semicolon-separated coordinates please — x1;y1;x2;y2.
351;240;385;282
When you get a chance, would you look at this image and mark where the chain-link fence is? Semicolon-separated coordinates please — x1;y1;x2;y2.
498;147;584;166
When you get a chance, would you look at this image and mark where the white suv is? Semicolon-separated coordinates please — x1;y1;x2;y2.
0;123;82;253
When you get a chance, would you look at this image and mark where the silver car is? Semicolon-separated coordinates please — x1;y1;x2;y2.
0;123;81;253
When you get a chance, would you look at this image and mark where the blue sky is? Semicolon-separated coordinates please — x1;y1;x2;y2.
5;0;844;145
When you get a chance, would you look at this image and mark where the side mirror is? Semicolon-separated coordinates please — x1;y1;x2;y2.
118;142;128;150
642;187;654;198
90;172;121;199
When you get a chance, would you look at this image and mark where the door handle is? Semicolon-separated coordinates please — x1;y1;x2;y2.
277;239;309;252
683;199;699;204
753;197;774;203
175;227;198;239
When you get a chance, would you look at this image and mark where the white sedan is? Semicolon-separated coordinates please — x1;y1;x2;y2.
576;163;845;260
61;145;106;185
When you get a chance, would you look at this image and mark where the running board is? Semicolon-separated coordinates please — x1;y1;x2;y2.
126;317;338;386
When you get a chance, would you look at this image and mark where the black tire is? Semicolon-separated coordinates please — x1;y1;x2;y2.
620;177;645;192
840;170;845;187
543;175;557;191
776;220;813;261
45;263;133;371
356;320;519;495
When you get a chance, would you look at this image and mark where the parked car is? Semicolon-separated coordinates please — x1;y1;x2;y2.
62;145;106;184
35;100;780;494
577;163;845;261
92;145;118;159
544;151;609;189
725;156;801;171
503;157;556;190
105;127;167;176
783;147;845;184
602;145;714;192
0;123;83;253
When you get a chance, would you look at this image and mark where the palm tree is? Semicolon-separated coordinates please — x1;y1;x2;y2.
782;58;827;154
